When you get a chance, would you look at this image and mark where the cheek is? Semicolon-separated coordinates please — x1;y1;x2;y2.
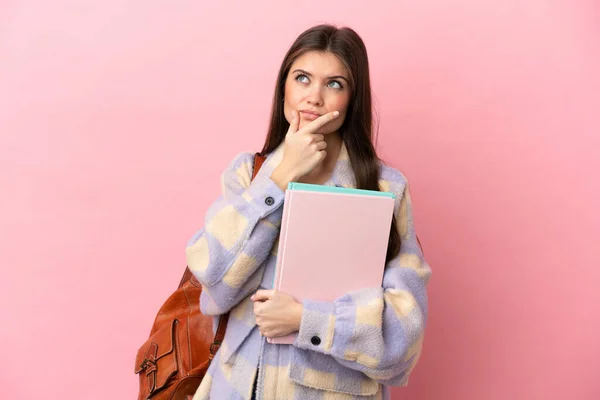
322;94;350;130
283;84;301;122
328;94;350;114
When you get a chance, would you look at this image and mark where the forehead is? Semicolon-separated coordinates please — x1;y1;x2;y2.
290;51;349;78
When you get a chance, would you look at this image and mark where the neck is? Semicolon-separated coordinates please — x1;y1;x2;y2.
323;131;343;166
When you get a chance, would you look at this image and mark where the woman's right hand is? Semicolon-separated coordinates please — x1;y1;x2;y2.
270;110;340;191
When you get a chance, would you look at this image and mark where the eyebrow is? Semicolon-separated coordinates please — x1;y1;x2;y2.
292;69;350;84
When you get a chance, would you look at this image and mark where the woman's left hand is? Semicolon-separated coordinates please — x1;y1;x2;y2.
251;290;303;339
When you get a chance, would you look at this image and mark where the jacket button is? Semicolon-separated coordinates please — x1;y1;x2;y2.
310;336;321;346
265;196;275;206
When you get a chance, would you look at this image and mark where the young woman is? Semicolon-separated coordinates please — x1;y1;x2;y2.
186;24;431;400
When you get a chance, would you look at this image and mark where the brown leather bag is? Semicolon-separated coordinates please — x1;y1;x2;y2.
135;153;266;400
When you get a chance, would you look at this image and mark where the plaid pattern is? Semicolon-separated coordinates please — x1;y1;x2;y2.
187;143;431;399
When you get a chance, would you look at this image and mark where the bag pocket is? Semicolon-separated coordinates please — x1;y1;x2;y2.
135;319;179;399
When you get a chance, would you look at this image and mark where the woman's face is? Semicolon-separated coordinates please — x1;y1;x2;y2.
283;51;351;134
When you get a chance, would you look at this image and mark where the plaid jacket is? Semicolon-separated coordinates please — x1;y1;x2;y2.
186;143;432;399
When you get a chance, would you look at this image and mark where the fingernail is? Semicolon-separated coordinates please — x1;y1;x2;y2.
333;111;339;117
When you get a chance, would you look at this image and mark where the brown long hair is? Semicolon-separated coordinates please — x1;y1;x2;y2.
261;24;401;264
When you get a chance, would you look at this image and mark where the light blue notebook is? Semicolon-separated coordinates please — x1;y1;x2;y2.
287;182;396;199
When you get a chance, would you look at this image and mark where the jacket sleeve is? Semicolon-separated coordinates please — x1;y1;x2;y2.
185;152;284;315
292;180;432;387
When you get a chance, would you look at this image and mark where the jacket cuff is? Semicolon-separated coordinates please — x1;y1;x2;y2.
294;300;336;353
243;175;285;224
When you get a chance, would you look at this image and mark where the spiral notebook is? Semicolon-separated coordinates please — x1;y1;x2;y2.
267;182;396;344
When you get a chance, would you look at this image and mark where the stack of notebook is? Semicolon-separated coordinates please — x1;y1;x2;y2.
268;182;396;344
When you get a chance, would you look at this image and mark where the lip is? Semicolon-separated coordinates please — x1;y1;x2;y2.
299;110;322;120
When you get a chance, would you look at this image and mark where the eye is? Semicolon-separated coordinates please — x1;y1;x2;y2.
295;74;309;83
328;80;343;89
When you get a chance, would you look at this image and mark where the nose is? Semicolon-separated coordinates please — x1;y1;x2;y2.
306;85;324;107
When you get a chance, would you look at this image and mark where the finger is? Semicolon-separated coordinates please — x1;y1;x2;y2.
251;289;275;302
286;110;300;136
317;150;327;160
313;141;327;151
301;111;339;133
310;133;325;143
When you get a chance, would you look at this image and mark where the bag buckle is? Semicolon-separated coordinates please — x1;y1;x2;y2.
209;340;222;359
139;357;157;375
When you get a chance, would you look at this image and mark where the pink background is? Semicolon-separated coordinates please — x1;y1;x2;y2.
1;1;599;399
